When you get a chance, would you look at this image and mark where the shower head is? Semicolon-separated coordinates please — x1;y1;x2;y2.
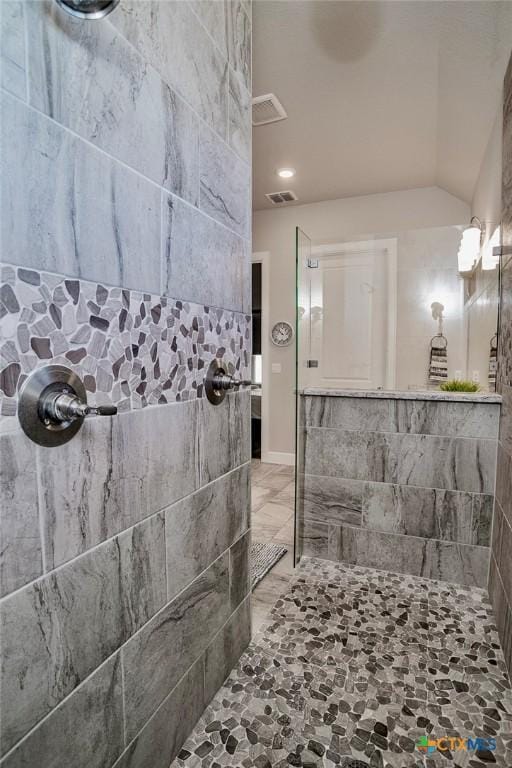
55;0;120;20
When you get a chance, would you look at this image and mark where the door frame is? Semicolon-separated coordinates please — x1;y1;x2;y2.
310;238;398;390
251;251;271;462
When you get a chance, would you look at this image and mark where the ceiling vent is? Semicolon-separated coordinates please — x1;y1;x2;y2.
265;190;298;205
252;93;287;126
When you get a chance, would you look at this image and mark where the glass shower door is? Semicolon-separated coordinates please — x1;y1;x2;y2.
294;227;312;565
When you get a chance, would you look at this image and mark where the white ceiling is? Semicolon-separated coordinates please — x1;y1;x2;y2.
252;1;512;210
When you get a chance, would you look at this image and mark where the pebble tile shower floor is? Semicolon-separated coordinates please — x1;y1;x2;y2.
173;558;512;768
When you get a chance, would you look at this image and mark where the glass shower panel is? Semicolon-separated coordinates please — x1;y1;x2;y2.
294;227;312;565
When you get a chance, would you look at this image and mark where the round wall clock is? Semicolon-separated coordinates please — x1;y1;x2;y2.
271;321;294;347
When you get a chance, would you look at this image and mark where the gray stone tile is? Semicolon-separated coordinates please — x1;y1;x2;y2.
471;493;494;546
198;390;251;486
113;658;205;768
204;597;251;705
162;194;250;312
228;68;251;164
396;433;497;493
489;555;512;677
1;654;123;768
0;538;125;755
498;510;512;606
118;512;167;636
304;427;399;483
301;519;329;560
305;395;395;431
112;0;228;139
191;0;229;59
27;1;199;202
326;524;489;587
230;530;250;610
396;399;500;439
1;93;162;291
303;474;363;526
122;552;231;741
199;124;250;239
227;0;251;92
40;402;199;570
361;482;473;544
165;464;250;600
496;441;512;528
0;1;26;99
0;428;42;597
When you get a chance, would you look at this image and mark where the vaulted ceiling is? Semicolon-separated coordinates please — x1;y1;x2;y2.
252;1;512;210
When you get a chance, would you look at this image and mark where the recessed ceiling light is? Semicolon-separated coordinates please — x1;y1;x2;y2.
277;168;295;179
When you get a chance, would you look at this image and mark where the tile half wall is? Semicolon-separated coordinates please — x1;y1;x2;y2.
300;394;500;588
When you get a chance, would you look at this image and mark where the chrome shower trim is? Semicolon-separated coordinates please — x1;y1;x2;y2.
55;0;120;20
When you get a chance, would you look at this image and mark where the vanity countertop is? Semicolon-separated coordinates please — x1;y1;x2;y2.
302;387;502;404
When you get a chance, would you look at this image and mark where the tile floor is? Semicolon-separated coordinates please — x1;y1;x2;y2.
174;555;512;768
251;460;297;633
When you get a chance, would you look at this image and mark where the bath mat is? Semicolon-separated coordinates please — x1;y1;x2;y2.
251;542;287;589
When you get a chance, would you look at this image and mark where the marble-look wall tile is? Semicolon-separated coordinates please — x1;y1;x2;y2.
499;383;512;457
305;427;399;484
1;94;162;291
113;658;205;768
1;538;124;755
228;68;251;163
162;194;250;312
489;554;512;676
318;524;490;588
361;482;473;544
495;441;512;527
165;464;250;600
112;0;229;140
40;401;198;570
190;0;229;60
122;553;231;742
200;124;251;238
304;394;500;438
117;512;167;635
396;399;500;439
0;428;42;597
204;597;251;705
0;1;26;99
198;390;251;485
396;433;497;494
228;0;251;92
497;507;512;605
1;514;165;755
27;1;199;202
305;395;395;432
301;519;329;560
1;654;123;768
303;474;363;527
230;529;251;610
0;264;251;417
471;494;494;546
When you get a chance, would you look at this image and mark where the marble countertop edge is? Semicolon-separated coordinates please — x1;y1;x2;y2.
301;388;502;404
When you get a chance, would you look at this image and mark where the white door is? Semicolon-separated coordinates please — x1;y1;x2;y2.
306;241;396;390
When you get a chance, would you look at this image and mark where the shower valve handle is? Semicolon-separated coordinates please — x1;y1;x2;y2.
43;391;118;424
212;371;251;391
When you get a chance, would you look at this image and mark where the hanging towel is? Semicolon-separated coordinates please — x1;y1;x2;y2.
428;335;448;383
488;334;498;389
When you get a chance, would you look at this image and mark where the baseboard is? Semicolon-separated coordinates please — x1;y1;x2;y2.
262;451;295;466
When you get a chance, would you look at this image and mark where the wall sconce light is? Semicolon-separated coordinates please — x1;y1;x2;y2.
482;225;501;271
457;217;482;274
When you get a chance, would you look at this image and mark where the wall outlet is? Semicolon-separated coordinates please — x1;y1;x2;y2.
271;363;282;374
472;370;480;383
454;370;462;379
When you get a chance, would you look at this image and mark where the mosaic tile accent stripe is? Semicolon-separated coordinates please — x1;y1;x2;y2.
0;264;251;416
